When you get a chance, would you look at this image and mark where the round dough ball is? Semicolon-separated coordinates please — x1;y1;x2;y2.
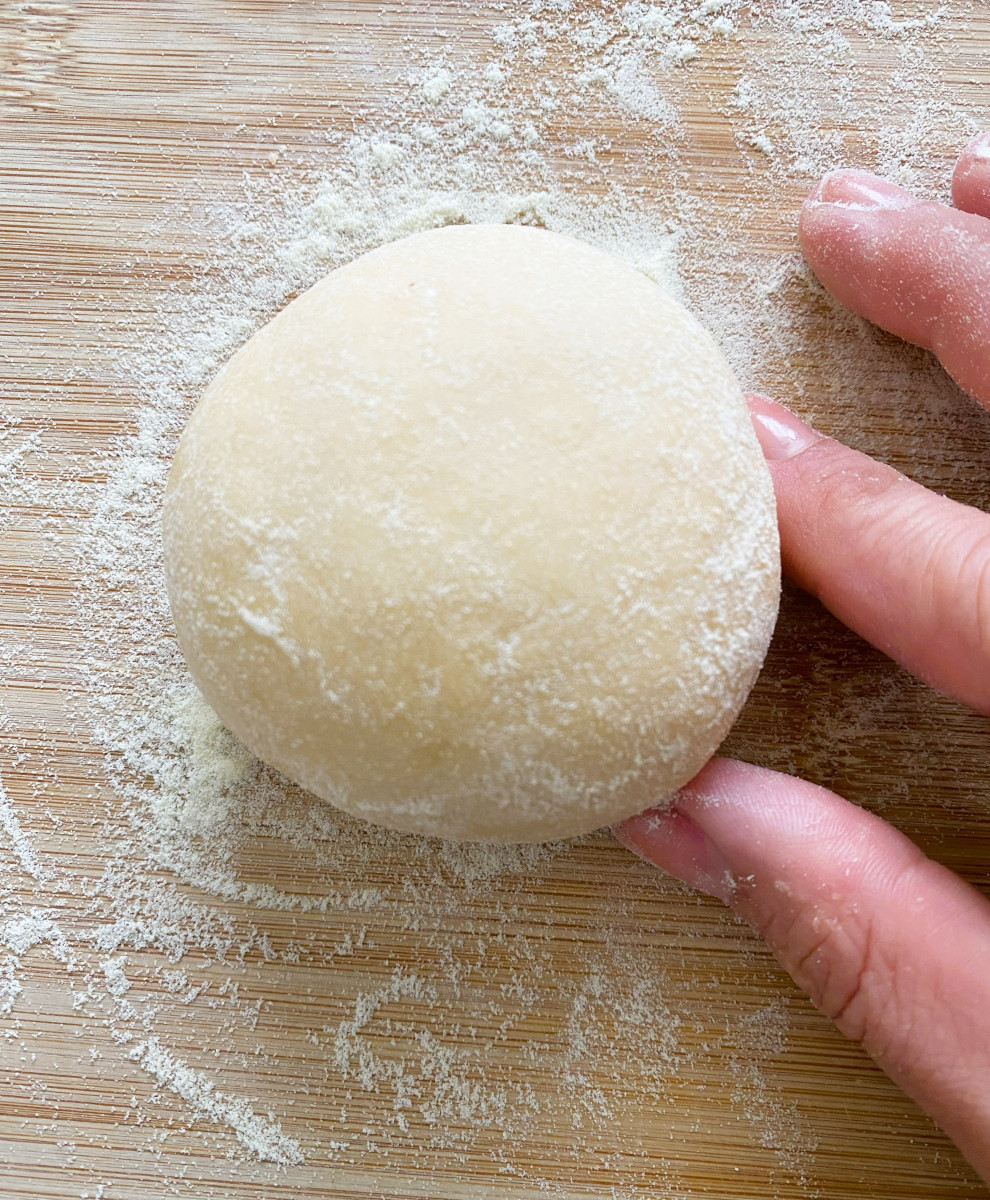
163;224;779;843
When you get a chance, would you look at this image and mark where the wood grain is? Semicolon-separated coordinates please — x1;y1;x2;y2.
2;2;990;1197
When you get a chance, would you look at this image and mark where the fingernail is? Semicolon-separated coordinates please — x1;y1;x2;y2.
962;130;990;162
614;806;737;904
809;169;917;212
746;394;822;462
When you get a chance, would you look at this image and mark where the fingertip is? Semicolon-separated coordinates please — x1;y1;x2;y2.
798;170;919;254
666;756;847;857
797;171;847;259
799;170;926;301
612;805;672;861
615;759;794;905
796;171;916;336
952;131;990;219
614;796;738;904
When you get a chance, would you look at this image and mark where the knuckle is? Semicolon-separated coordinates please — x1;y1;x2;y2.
928;510;990;712
961;528;990;680
756;872;921;1051
773;906;876;1040
806;442;902;519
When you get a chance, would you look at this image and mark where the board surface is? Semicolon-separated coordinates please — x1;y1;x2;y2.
2;2;990;1197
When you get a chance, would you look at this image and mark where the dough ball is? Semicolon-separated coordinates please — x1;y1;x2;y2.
163;224;779;843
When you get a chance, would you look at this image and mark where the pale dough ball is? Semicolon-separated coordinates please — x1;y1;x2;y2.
163;224;779;843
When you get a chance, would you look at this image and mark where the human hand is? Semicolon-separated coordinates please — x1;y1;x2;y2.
615;134;990;1183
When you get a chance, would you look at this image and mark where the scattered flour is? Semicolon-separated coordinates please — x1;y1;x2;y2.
0;957;23;1018
0;772;50;881
130;1038;305;1166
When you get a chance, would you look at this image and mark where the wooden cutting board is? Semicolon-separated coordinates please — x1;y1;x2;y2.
2;3;990;1197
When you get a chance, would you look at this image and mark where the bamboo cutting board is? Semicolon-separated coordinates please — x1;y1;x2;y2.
2;2;990;1198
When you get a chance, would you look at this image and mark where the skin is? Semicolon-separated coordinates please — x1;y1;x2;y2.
615;132;990;1184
